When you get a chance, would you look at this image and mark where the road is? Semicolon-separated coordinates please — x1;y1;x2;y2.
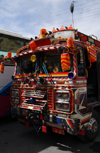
0;117;100;153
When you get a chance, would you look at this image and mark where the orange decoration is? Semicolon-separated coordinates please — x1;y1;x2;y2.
67;37;74;48
39;29;47;38
7;52;12;58
0;62;4;73
52;27;56;33
29;41;37;51
40;29;47;35
60;25;64;31
68;24;74;30
61;53;70;71
87;45;97;63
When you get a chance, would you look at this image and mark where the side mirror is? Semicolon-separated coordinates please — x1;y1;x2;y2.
0;62;4;73
61;53;70;71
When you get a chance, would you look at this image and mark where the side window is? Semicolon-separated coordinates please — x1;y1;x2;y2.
84;48;98;103
87;62;98;103
77;46;85;77
97;52;100;101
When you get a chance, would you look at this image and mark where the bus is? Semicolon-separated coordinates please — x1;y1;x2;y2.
11;25;100;142
0;29;31;117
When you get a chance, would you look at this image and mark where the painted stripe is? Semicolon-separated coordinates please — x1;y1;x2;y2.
39;72;69;77
0;81;12;96
81;118;90;124
66;119;74;131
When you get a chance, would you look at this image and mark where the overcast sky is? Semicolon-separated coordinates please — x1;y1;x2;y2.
0;0;100;40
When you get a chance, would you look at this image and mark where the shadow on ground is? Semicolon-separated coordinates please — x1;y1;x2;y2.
0;118;100;153
90;141;100;153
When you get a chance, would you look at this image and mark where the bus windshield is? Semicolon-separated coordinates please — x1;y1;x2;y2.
16;57;35;75
36;51;73;74
0;30;30;59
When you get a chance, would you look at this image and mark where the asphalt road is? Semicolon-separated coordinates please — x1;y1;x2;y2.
0;117;100;153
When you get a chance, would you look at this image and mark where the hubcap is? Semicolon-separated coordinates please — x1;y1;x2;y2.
87;118;98;134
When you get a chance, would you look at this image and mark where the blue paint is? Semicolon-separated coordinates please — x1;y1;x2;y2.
57;118;61;124
0;81;12;96
68;71;74;79
30;97;35;103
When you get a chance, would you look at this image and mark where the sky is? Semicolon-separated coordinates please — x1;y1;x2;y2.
0;0;100;40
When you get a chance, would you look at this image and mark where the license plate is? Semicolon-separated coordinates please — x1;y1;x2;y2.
52;127;65;135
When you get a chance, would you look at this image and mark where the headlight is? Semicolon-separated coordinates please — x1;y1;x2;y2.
56;103;61;110
56;90;70;101
11;89;19;97
12;91;15;95
11;98;19;104
14;91;19;97
62;104;70;111
62;93;69;99
56;90;70;112
56;93;62;98
56;103;70;111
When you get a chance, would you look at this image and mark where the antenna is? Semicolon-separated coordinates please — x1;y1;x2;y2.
70;1;74;27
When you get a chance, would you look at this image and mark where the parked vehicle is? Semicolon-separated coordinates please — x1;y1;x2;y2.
0;29;30;117
0;53;15;116
11;25;100;142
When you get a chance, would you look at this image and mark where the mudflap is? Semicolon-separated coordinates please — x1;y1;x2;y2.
42;125;47;133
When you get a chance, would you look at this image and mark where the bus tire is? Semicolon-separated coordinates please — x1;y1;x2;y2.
78;110;100;143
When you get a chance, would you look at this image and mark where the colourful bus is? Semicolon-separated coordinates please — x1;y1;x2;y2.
0;29;30;117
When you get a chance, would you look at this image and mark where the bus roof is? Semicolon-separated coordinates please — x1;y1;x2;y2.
0;29;30;40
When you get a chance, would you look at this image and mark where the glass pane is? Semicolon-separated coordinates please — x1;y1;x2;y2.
77;46;85;76
0;36;25;56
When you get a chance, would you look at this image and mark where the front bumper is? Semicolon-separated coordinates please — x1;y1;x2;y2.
47;115;80;135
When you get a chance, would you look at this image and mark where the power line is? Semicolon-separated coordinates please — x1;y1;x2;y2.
50;0;100;17
43;11;100;30
46;6;100;26
74;12;100;21
51;0;97;13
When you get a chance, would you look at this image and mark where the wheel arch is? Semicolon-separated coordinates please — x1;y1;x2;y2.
93;105;100;117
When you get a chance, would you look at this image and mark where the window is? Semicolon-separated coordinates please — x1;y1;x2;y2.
38;52;62;73
0;37;24;53
36;51;73;74
87;62;98;103
77;46;85;77
84;47;98;103
0;36;29;58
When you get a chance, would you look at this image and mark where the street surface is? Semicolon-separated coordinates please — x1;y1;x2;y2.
0;117;100;153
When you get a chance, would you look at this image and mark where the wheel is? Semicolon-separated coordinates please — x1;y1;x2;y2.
78;110;100;143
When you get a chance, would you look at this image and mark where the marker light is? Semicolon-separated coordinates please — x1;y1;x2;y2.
68;71;74;79
57;118;61;124
7;52;12;58
30;55;36;63
30;97;35;104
